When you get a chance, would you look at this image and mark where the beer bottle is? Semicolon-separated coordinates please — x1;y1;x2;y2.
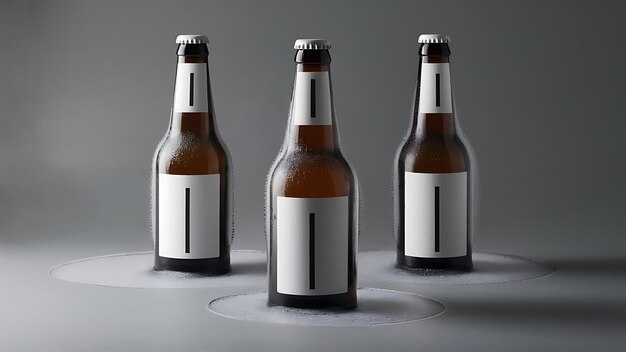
266;39;358;308
394;34;473;271
152;35;232;274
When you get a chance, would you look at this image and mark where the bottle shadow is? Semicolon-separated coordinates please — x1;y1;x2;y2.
448;298;626;325
443;257;626;326
547;257;626;277
230;259;267;276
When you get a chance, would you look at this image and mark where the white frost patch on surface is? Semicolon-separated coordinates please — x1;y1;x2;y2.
50;250;266;288
360;251;555;285
208;288;445;326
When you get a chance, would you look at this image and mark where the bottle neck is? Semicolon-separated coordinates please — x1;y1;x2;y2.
169;44;214;136
286;58;338;153
414;46;456;137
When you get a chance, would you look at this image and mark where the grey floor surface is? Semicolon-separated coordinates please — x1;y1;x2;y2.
1;233;625;351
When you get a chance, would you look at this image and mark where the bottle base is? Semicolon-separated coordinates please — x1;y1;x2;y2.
268;291;357;309
154;256;231;276
396;253;473;272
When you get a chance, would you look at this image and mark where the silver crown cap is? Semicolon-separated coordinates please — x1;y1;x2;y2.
418;34;451;44
176;34;208;44
294;39;332;50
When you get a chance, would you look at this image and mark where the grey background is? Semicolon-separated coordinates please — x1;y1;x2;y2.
1;0;625;350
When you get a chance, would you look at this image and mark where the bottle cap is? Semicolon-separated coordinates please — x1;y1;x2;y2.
418;34;451;44
176;34;208;44
294;39;332;50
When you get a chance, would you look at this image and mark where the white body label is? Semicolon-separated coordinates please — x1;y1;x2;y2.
404;172;467;258
158;174;220;259
418;63;453;114
292;71;333;126
173;63;208;113
277;196;349;296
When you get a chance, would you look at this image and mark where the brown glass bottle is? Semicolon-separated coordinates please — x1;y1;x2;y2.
395;34;472;271
266;39;358;308
152;35;232;274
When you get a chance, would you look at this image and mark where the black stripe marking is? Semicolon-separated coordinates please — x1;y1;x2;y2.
434;186;440;252
309;212;315;290
435;73;441;107
310;79;316;118
185;187;190;253
189;73;194;107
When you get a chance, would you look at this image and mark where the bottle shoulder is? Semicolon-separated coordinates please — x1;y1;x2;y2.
273;150;355;176
269;150;355;198
155;133;229;174
398;135;469;173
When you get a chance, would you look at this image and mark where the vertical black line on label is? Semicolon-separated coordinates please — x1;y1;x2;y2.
435;73;441;107
309;212;316;290
310;79;316;118
434;186;440;253
189;73;194;107
185;187;190;253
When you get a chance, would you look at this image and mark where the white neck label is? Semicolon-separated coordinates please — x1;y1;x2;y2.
418;63;453;114
173;63;208;113
292;71;333;125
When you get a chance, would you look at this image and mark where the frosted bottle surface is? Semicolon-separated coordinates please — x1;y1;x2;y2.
152;35;232;275
266;39;358;309
394;34;473;271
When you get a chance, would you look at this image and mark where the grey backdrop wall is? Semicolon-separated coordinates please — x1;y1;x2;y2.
1;0;625;257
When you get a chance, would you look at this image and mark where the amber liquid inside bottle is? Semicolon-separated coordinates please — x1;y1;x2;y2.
395;43;473;271
152;43;232;274
267;49;358;308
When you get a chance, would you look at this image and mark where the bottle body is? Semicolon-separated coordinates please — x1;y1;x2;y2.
267;150;358;308
152;38;232;274
395;38;472;271
267;44;358;308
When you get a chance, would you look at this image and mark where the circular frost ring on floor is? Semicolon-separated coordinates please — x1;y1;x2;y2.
359;251;555;285
50;250;266;289
208;288;445;326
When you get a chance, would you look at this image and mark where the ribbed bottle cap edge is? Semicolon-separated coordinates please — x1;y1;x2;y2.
176;34;208;44
294;39;332;50
418;34;451;44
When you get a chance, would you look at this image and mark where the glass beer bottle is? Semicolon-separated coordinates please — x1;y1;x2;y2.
395;34;473;271
152;35;232;274
266;39;358;308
